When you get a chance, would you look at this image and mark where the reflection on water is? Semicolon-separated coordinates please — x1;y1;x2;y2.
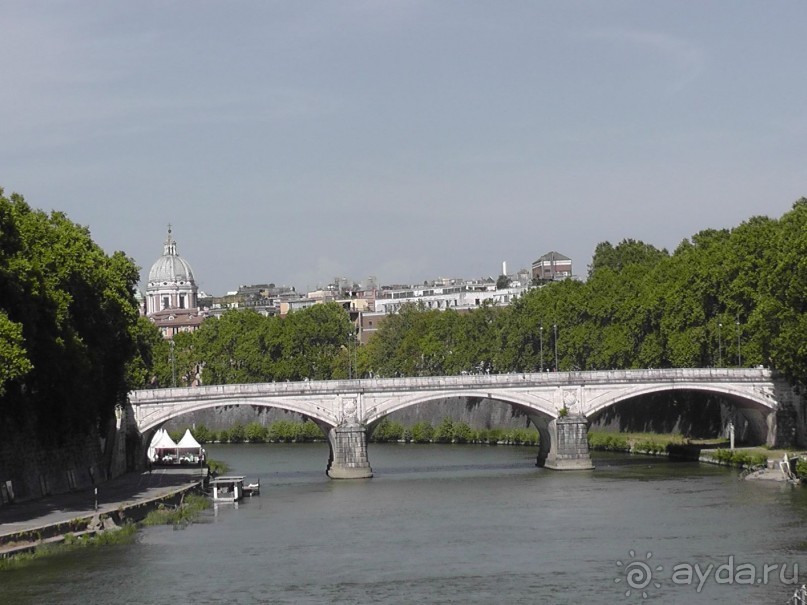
3;443;807;604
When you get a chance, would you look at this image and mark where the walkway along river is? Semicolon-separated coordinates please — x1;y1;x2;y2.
2;443;807;604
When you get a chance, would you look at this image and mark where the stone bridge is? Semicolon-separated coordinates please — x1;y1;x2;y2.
126;368;801;478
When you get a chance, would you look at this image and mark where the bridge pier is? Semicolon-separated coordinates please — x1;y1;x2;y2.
326;424;373;479
537;415;594;471
769;407;799;449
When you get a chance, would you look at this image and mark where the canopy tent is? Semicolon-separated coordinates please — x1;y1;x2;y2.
177;428;201;449
176;429;205;465
147;429;178;463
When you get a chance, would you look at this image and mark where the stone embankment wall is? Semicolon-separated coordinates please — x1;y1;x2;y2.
382;397;532;429
164;397;532;432
0;419;111;505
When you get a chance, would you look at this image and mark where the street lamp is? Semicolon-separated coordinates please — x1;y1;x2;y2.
553;324;558;372
736;318;741;367
539;324;545;371
347;331;353;379
718;322;722;367
170;339;176;387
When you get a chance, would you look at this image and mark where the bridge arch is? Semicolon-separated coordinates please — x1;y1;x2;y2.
363;389;558;430
133;394;339;436
583;383;776;419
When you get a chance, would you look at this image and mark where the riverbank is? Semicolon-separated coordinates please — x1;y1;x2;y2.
588;430;803;481
0;467;206;559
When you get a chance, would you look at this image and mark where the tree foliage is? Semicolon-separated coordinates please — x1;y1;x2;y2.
0;189;143;441
159;302;354;387
356;199;807;385
9;186;807;450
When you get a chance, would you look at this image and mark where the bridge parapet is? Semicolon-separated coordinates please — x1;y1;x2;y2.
129;368;774;402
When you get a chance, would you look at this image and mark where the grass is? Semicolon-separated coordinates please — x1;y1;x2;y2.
142;493;210;528
0;522;139;571
588;431;689;452
587;430;792;469
207;458;229;476
1;491;211;570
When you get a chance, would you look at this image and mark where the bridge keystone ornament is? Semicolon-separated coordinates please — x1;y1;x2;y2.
339;395;360;427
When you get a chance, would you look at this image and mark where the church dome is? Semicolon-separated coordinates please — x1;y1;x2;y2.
145;227;199;318
148;228;196;286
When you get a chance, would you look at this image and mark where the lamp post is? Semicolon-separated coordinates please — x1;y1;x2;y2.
170;339;176;387
553;324;558;372
539;324;544;372
347;331;353;379
718;322;722;367
736;318;741;367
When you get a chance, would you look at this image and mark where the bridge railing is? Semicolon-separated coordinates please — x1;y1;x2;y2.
129;367;773;404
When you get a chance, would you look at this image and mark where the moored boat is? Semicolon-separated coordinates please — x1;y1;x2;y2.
210;476;246;502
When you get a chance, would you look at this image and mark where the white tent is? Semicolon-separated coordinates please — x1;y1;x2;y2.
177;428;201;449
148;429;178;463
176;429;205;464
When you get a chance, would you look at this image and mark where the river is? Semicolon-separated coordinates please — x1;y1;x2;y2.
3;443;807;604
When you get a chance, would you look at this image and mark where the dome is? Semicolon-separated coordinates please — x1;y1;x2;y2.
148;229;196;286
145;227;199;318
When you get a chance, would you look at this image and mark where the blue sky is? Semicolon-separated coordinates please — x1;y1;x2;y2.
2;2;805;295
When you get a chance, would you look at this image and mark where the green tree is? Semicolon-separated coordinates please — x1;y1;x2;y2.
280;303;353;380
125;316;167;388
194;309;270;384
245;422;268;443
433;417;455;443
0;311;32;395
410;421;434;443
0;189;142;440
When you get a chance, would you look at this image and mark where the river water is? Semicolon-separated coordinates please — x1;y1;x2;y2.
3;444;807;604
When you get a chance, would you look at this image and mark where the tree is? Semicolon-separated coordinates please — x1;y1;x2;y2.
0;311;32;395
0;188;143;441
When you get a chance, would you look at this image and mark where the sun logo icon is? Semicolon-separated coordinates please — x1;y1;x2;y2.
614;550;663;599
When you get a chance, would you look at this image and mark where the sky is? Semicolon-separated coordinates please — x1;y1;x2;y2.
2;2;806;296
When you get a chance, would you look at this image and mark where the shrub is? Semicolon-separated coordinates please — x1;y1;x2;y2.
298;420;325;441
633;439;666;455
410;421;434;443
433;418;455;443
192;424;213;443
371;418;405;442
268;420;298;442
712;449;768;467
245;422;267;443
452;421;473;444
487;428;504;444
229;423;246;444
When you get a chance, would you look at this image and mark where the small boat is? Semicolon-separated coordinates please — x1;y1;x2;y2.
210;476;246;502
244;480;261;497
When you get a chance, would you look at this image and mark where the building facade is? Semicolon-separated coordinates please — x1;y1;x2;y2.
531;251;573;282
145;228;206;338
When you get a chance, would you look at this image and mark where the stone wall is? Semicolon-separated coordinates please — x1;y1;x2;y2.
164;406;309;431
0;417;111;505
163;397;532;433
